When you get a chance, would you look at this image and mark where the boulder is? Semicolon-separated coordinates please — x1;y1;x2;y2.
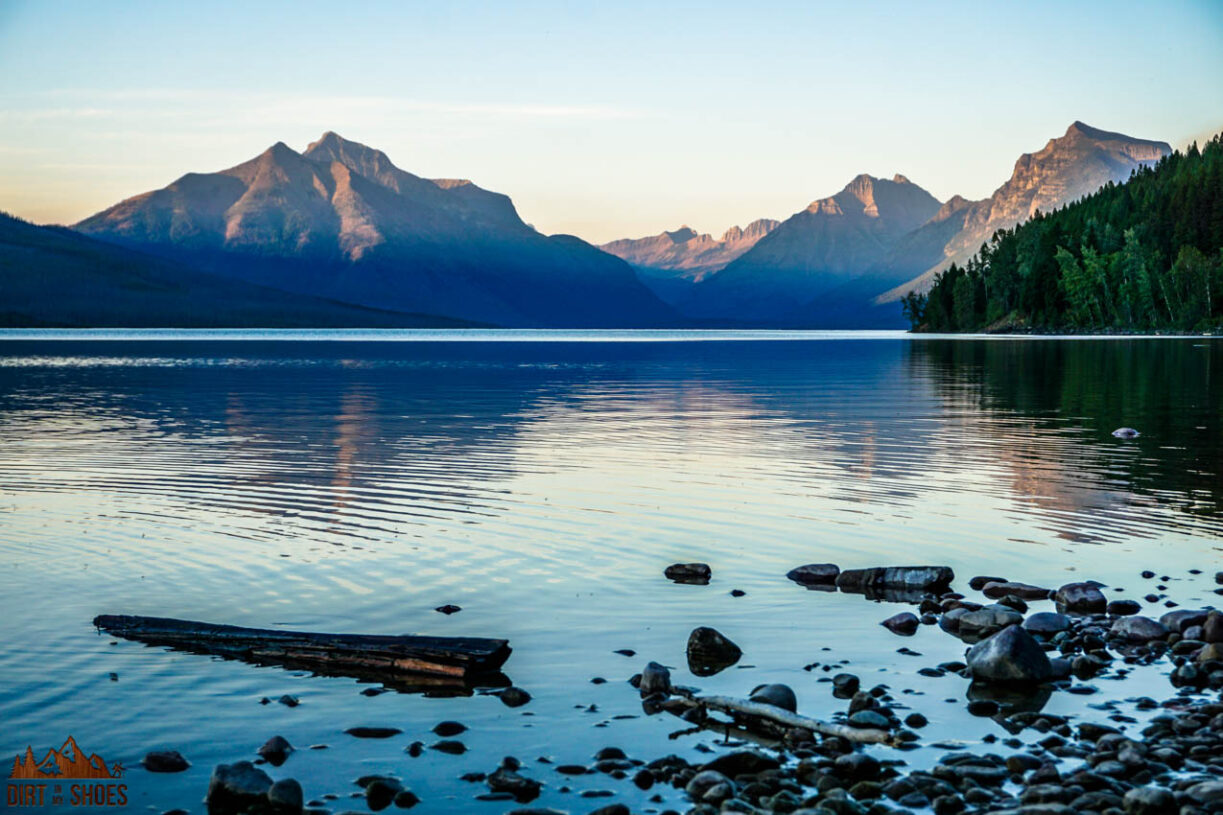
268;778;303;813
1203;610;1223;643
786;563;840;586
206;762;274;813
748;683;797;712
639;661;672;696
664;562;711;584
835;566;954;595
1159;608;1210;633
966;625;1053;684
1109;616;1169;642
1054;582;1107;614
1023;612;1072;636
686;627;741;677
881;612;920;636
957;606;1024;640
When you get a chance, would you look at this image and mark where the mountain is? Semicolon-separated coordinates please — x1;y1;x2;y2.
876;121;1171;304
684;174;942;322
75;132;676;328
0;212;466;327
600;219;779;303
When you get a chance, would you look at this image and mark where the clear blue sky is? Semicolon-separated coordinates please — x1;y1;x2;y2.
1;0;1220;243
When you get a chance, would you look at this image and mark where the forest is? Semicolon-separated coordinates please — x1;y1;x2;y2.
904;133;1223;333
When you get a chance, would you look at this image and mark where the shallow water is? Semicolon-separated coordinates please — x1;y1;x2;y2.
0;332;1220;813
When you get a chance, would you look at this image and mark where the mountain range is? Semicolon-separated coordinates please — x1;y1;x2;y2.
1;122;1172;328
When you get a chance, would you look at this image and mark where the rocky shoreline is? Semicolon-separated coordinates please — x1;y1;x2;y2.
160;564;1222;815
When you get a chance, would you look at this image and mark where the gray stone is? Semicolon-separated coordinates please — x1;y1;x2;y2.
1054;582;1107;614
982;581;1052;600
835;566;954;594
1123;787;1175;815
957;605;1024;640
257;735;294;766
1186;780;1223;805
1109;615;1169;642
1203;610;1223;643
848;710;890;729
881;612;920;636
268;778;304;813
206;762;274;812
1023;612;1072;635
665;562;711;584
686;770;734;802
748;683;797;712
639;661;672;696
1159;608;1210;632
966;625;1052;683
786;563;840;586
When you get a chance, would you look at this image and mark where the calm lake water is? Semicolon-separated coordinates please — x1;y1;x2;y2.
0;331;1220;813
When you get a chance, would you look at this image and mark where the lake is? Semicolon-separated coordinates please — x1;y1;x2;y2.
0;331;1220;813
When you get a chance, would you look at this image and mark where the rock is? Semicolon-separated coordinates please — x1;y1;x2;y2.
432;721;466;737
835;566;954;595
938;606;971;635
749;683;797;712
1186;780;1223;805
834;753;880;781
881;612;920;636
1106;599;1141;616
499;687;532;707
393;789;420;808
1197;642;1223;663
686;627;742;677
1121;786;1173;814
1159;608;1209;633
257;735;294;765
1024;612;1072;636
277;694;299;707
905;712;928;728
487;767;542;803
639;661;672;696
848;710;890;729
1054;582;1107;614
957;606;1025;640
1111;427;1140;438
268;778;303;813
588;806;629;815
1109;616;1168;642
365;777;402;810
982;581;1052;600
344;727;401;738
969;575;1007;591
700;750;779;776
966;625;1053;684
665;563;711;584
206;762;274;812
786;563;840;586
1203;610;1223;643
832;673;860;698
430;740;466;755
142;750;190;773
434;604;461;614
685;770;734;802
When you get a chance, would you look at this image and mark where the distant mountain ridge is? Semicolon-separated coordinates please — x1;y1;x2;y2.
75;132;676;328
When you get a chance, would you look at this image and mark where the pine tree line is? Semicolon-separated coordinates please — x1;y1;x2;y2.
904;133;1223;333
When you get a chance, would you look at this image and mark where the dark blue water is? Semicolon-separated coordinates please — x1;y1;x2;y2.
0;332;1219;813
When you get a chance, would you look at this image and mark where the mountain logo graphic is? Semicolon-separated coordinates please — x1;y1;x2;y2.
9;736;121;780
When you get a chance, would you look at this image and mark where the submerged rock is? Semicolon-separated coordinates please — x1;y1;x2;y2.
257;735;294;766
499;687;532;708
206;761;274;812
836;565;954;595
267;778;303;813
966;625;1053;683
785;563;841;586
1111;427;1140;438
142;750;190;773
686;627;742;676
664;563;711;584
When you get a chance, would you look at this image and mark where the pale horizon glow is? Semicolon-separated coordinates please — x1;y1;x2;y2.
1;0;1221;244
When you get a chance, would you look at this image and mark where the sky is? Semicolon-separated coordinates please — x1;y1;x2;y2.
0;1;1221;245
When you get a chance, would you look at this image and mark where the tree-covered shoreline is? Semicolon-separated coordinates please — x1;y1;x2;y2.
904;133;1223;334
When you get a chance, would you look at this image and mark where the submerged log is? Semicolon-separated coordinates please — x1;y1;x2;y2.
94;615;511;691
666;694;896;745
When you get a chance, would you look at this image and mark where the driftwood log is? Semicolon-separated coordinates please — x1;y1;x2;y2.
667;694;896;745
94;615;511;692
